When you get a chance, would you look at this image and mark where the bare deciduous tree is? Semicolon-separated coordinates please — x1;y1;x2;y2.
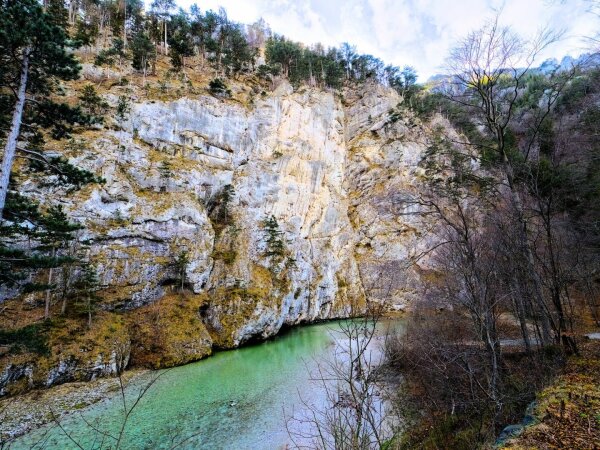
442;13;576;346
286;303;399;449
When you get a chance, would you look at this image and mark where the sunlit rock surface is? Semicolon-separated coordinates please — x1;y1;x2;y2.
2;80;442;391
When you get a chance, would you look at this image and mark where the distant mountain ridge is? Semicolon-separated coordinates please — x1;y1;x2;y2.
426;52;600;86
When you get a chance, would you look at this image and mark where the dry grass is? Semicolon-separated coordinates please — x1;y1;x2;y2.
501;338;600;450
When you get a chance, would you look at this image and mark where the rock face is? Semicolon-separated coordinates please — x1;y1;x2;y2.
344;85;441;308
2;80;440;393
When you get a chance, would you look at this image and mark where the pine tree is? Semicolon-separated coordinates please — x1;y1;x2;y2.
130;31;155;83
340;42;356;80
400;66;419;100
265;36;301;79
190;8;219;63
261;215;285;259
36;205;82;319
168;10;194;71
261;215;292;277
0;194;77;295
79;84;109;117
0;0;81;217
111;0;144;48
72;263;100;328
73;18;99;52
151;0;175;54
220;23;255;75
208;184;235;225
323;48;344;89
116;95;130;123
94;38;127;72
45;0;69;29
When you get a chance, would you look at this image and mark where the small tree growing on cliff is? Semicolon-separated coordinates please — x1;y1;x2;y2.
261;215;286;269
208;78;231;96
94;38;127;72
72;263;101;328
209;184;235;224
116;95;131;124
37;205;83;319
174;250;189;292
207;184;236;238
79;84;109;121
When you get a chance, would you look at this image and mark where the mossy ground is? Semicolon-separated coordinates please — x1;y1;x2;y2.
500;338;600;450
0;291;213;393
129;292;212;368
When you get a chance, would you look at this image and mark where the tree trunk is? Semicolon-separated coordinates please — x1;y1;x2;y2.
87;296;92;329
45;247;56;319
102;15;108;50
511;279;532;353
544;211;566;340
164;20;168;55
68;0;75;24
122;3;127;48
143;59;147;87
512;196;553;344
61;263;73;314
0;47;30;218
45;267;53;319
483;310;501;406
502;155;553;345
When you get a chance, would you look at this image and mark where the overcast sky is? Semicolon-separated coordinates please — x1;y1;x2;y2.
176;0;598;79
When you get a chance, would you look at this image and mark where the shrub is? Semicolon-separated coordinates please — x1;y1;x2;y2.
79;84;108;117
208;78;231;96
207;184;235;229
116;96;130;123
0;323;50;355
212;250;237;265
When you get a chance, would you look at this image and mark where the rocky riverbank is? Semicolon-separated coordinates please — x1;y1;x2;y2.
0;369;148;443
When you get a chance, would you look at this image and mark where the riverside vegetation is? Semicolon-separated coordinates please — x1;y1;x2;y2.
0;0;599;448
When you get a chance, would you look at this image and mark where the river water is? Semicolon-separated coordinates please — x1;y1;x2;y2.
11;319;402;450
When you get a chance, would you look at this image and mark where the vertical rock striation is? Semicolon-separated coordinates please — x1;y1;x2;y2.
2;80;442;391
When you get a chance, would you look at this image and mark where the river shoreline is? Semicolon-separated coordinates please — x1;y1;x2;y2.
0;317;353;443
0;369;148;443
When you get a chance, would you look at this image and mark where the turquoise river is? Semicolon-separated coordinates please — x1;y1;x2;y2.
10;320;402;450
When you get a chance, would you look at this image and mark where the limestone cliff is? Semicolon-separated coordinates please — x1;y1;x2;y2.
1;76;441;394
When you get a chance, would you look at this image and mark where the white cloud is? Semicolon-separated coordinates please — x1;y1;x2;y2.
174;0;599;79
